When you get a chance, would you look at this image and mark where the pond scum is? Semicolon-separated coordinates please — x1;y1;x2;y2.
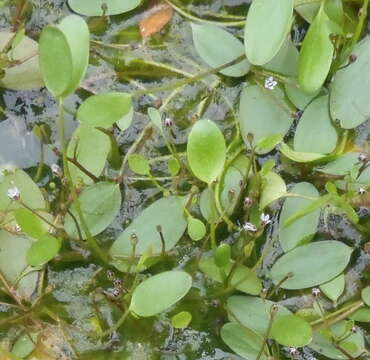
0;0;370;359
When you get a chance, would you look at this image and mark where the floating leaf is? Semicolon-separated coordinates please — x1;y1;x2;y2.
0;230;38;300
350;308;370;323
227;296;291;336
320;273;345;303
140;4;173;38
279;182;320;252
128;154;150;175
110;196;187;260
259;172;287;209
294;95;337;154
330;37;370;129
0;32;43;90
317;153;359;176
14;208;47;239
171;311;192;329
77;92;133;129
67;125;110;185
298;7;334;94
11;333;38;358
244;0;294;65
130;271;192;317
214;243;231;268
148;107;162;129
285;82;319;109
280;142;327;163
270;240;352;289
64;182;121;239
199;188;218;224
309;320;365;359
168;158;180;176
187;217;206;241
221;322;268;360
239;85;294;154
27;234;61;267
39;15;89;98
199;256;262;295
191;23;250;77
271;315;312;347
361;286;370;306
68;0;142;16
187;119;226;184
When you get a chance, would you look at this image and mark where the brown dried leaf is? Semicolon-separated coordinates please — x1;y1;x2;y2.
139;4;173;38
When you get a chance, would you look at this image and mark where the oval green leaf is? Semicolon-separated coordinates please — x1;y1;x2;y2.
191;23;250;77
171;311;192;329
271;240;352;289
187;217;206;241
244;0;294;65
361;286;370;306
130;271;192;317
68;0;142;16
187;119;226;184
280;142;327;163
128;154;150;175
320;273;345;303
27;234;61;267
64;182;121;239
260;171;287;209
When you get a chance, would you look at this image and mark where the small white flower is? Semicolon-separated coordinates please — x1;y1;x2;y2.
260;213;271;225
51;163;62;177
242;222;257;232
358;187;366;195
358;153;367;162
243;197;253;208
164;117;173;127
264;76;277;90
7;187;20;201
14;224;21;232
288;347;299;356
312;287;321;297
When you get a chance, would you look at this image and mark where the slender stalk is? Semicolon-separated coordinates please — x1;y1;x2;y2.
102;306;131;337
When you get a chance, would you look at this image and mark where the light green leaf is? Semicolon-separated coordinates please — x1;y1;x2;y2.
239;85;294;154
298;7;334;94
12;333;38;358
214;243;231;268
316;153;359;176
147;107;162;129
320;273;345;303
199;188;218;224
27;234;61;266
0;230;38;300
191;23;250;77
39;15;89;98
199;256;262;295
270;240;352;289
0;32;43;90
64;182;121;239
130;271;192;317
77;92;132;129
171;311;192;329
244;0;294;65
280;142;327;163
259;172;287;209
285;82;319;109
187;119;226;184
110;196;187;260
271;315;312;347
187;217;206;241
68;0;142;16
168;158;180;176
227;296;291;336
350;308;370;323
221;322;268;360
128;154;150;175
14;208;46;239
279;182;320;252
294;95;337;154
361;286;370;306
67;125;110;185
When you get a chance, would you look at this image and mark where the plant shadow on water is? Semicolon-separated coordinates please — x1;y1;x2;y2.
0;0;370;359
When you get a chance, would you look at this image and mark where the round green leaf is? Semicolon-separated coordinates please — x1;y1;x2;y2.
187;217;206;241
128;154;150;175
259;171;287;209
271;315;312;347
330;36;370;129
171;311;192;329
64;182;121;239
191;23;250;77
14;208;46;239
361;286;370;306
239;85;294;154
187;119;226;184
221;322;268;360
67;125;111;185
270;240;352;289
199;256;262;295
168;158;180;176
68;0;142;16
298;7;334;94
294;95;337;154
77;92;133;129
0;230;38;300
12;333;38;358
309;321;365;359
280;142;327;163
199;188;218;224
0;32;43;90
279;182;320;252
148;107;162;129
227;296;291;336
285;82;319;109
110;196;187;260
350;308;370;323
244;0;294;65
320;274;345;303
39;15;89;98
130;271;192;317
27;234;61;267
214;243;231;268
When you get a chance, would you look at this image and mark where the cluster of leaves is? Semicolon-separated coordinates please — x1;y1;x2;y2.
0;0;370;359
